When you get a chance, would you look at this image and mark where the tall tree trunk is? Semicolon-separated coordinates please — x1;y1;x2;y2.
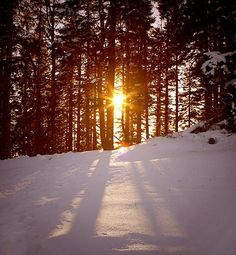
175;57;179;132
156;72;161;136
85;84;90;150
188;77;191;128
205;83;212;120
97;0;106;149
136;112;142;143
97;70;106;149
106;0;116;150
76;56;82;152
47;0;56;153
124;35;130;145
68;68;73;152
35;3;43;155
92;84;97;150
164;66;169;135
0;0;16;159
143;34;149;139
164;15;170;136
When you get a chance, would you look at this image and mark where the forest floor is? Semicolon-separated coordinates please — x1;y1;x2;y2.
0;128;236;255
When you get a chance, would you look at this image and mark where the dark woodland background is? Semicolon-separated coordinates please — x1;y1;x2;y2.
0;0;235;159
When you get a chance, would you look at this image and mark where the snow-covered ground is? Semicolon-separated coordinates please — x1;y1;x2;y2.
0;130;236;255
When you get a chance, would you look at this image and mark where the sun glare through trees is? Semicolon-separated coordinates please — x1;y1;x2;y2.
0;0;235;159
113;93;125;109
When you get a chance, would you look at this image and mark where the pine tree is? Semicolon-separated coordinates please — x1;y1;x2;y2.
0;0;18;159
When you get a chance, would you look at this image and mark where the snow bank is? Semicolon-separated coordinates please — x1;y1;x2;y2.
0;130;236;255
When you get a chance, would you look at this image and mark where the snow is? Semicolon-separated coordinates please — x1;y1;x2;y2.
202;51;228;76
201;51;236;77
0;130;236;255
226;78;236;87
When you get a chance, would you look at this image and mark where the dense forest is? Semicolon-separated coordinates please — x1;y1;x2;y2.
0;0;235;159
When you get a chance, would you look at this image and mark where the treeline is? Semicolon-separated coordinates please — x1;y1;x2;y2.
0;0;235;159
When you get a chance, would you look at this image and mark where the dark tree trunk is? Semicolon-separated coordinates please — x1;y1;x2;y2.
124;36;130;144
137;113;142;143
97;0;106;149
164;67;169;135
105;0;116;150
68;69;73;152
0;0;16;159
156;73;161;136
34;6;43;155
48;0;56;153
76;57;82;152
205;83;213;120
175;58;179;132
92;84;97;150
143;35;149;139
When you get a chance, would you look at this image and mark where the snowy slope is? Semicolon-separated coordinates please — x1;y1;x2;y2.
0;130;236;255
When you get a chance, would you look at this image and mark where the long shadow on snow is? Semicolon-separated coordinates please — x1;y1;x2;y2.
128;161;195;255
40;152;112;255
0;151;102;255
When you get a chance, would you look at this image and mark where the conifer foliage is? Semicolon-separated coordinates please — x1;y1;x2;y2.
0;0;235;158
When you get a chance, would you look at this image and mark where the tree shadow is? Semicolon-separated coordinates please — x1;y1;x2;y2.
40;154;195;255
127;161;197;255
140;158;236;255
37;151;113;255
0;151;104;255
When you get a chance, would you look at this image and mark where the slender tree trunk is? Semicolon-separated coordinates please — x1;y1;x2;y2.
48;0;56;153
22;63;30;155
164;15;169;136
156;73;161;136
35;67;42;155
137;113;142;143
68;69;73;152
97;0;106;149
175;57;179;132
213;83;219;112
121;54;125;141
164;67;169;135
205;83;212;120
188;78;191;128
124;36;130;144
143;35;149;139
0;0;16;159
35;4;43;155
76;56;82;152
106;0;116;150
85;84;90;150
97;70;106;149
92;84;97;150
77;94;81;152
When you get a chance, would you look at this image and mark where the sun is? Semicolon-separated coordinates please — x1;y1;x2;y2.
113;93;125;108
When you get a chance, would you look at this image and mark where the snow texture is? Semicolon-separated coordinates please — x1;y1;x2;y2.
201;51;236;77
0;130;236;255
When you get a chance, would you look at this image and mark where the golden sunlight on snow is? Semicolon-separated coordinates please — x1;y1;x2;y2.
0;179;31;199
48;210;76;239
86;159;100;177
34;196;59;206
95;159;187;253
48;189;86;239
136;161;187;238
114;243;187;253
95;178;153;238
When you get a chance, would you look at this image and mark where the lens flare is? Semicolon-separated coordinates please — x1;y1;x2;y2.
113;94;125;108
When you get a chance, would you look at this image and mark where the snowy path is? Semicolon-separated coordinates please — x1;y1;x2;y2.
0;131;236;255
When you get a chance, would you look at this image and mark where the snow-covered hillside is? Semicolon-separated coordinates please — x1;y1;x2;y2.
0;130;236;255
